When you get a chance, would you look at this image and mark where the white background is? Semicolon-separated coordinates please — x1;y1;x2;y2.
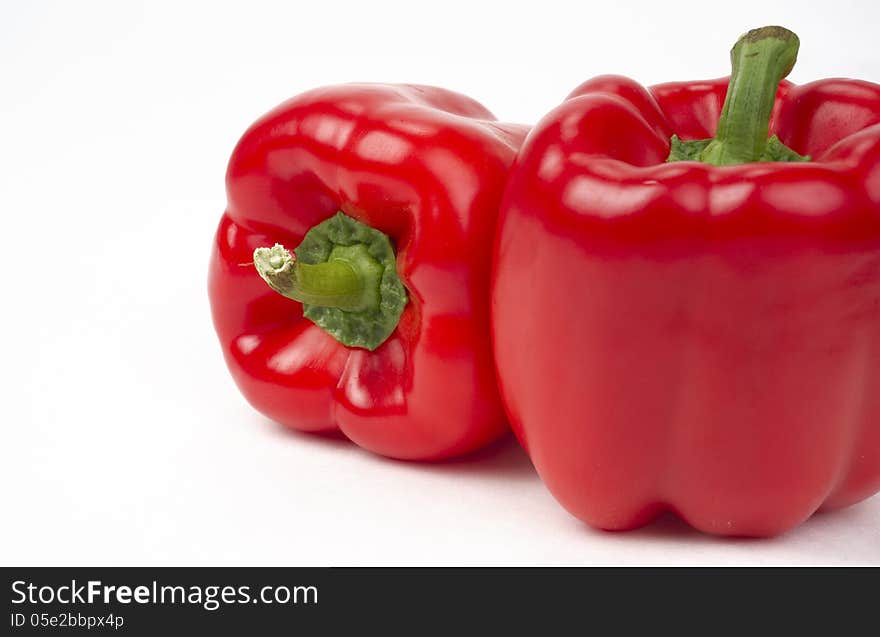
2;0;879;565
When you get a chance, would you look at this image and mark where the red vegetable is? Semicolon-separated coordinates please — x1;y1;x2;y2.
492;27;880;535
210;84;526;460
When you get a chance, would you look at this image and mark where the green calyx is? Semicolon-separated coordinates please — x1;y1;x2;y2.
667;26;810;166
253;212;408;351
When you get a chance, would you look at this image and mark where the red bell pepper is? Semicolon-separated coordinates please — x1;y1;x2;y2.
210;83;526;460
492;26;880;536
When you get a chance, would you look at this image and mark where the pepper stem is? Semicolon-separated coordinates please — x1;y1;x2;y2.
253;243;382;312
251;212;407;351
701;26;799;165
666;26;809;165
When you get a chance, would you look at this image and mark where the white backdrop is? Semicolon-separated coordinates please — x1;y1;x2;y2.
2;0;878;565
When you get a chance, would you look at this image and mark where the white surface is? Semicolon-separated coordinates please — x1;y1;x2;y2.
2;0;879;566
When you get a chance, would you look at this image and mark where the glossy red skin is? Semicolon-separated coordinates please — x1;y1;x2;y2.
210;84;527;461
492;74;880;536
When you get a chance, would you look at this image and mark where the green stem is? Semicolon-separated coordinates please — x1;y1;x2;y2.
701;26;798;165
250;212;408;351
253;243;382;312
666;26;809;165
